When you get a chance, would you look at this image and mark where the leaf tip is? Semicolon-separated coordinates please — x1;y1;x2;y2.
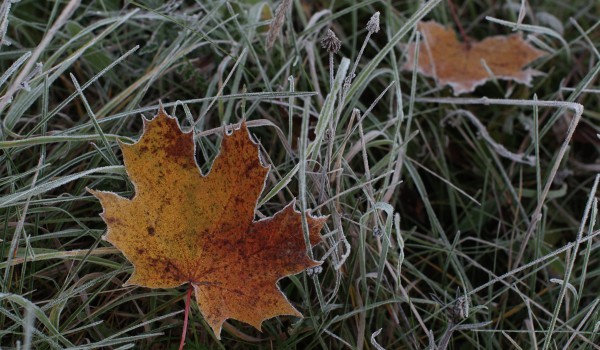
157;100;167;116
238;119;251;136
283;199;326;246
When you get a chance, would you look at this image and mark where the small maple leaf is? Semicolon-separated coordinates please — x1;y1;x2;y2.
404;20;546;94
88;108;325;339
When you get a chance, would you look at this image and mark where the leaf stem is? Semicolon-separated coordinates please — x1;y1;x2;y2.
179;284;193;350
447;0;470;48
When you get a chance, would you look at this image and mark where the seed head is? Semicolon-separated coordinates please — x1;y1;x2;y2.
373;226;383;237
306;266;323;276
266;0;291;50
321;29;342;54
366;11;380;34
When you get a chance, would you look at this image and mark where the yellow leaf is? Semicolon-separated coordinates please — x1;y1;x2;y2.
88;108;325;339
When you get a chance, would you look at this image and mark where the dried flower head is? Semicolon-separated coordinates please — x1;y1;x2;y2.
366;11;380;34
321;29;342;54
452;295;469;322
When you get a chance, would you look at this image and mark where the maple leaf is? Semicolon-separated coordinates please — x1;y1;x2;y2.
88;108;325;339
404;20;546;94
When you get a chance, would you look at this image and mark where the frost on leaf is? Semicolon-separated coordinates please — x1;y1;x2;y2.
404;20;546;95
88;108;325;339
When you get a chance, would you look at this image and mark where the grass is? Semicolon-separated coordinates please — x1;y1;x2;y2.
1;0;599;348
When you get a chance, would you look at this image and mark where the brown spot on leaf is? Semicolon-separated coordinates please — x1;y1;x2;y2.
105;216;122;225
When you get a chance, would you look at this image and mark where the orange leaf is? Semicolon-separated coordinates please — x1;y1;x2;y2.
404;20;546;94
88;108;325;339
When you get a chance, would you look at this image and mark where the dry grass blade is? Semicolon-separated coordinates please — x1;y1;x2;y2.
266;0;291;50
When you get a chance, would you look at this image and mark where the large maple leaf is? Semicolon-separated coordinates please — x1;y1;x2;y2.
404;20;546;94
88;108;325;339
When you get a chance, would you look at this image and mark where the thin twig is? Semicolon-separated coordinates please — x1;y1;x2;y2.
347;12;380;87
